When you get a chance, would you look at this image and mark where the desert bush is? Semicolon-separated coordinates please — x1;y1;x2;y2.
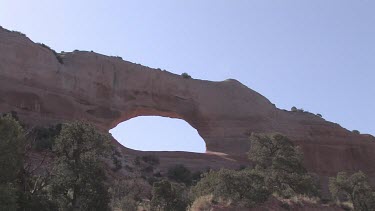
0;115;25;182
189;194;214;211
181;72;192;79
109;179;148;210
112;155;122;171
0;115;59;210
248;133;319;198
119;197;138;210
150;180;189;211
0;115;25;210
147;176;162;186
142;165;154;173
111;148;122;171
329;171;375;211
50;121;112;210
191;168;270;208
167;164;192;185
0;179;18;210
142;155;160;165
32;124;62;151
291;106;306;112
134;156;141;166
139;200;151;211
1;111;19;121
352;130;360;134
191;171;203;184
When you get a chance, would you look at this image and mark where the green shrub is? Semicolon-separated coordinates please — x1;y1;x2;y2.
1;111;19;121
141;155;160;165
291;106;305;113
147;176;161;186
191;168;270;208
248;133;319;198
141;165;154;173
238;165;248;170
51;121;112;210
0;115;25;182
167;164;192;185
134;156;141;166
0;182;18;210
352;130;360;134
111;155;122;172
181;72;192;79
190;194;214;211
112;179;144;200
119;197;138;211
191;171;203;184
153;171;162;177
111;148;122;172
32;124;62;151
151;180;189;211
329;171;375;211
109;179;145;210
17;191;58;211
0;115;25;210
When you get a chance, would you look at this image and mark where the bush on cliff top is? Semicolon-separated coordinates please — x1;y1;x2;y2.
181;72;192;79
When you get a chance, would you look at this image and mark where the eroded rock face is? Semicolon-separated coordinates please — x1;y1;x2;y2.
0;27;374;178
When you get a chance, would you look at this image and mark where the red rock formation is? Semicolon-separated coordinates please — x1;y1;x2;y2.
0;26;374;182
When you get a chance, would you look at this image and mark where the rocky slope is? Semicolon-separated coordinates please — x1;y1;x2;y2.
0;26;374;186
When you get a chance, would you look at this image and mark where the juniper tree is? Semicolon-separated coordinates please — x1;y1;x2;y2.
50;121;112;211
248;133;319;198
0;114;25;210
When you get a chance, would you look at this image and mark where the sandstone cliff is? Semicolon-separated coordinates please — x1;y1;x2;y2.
0;26;374;183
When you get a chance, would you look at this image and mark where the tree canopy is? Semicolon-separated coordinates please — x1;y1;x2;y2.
192;168;270;207
329;171;375;211
0;114;25;210
51;121;112;211
248;133;319;198
151;180;189;211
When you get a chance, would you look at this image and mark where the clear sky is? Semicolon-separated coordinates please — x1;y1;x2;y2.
1;0;374;152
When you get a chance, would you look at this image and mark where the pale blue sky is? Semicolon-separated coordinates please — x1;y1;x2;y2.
1;0;374;152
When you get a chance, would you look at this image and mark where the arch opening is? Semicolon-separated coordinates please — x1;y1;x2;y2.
109;116;206;153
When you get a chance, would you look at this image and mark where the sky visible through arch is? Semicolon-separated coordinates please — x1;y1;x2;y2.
1;0;374;152
109;116;206;152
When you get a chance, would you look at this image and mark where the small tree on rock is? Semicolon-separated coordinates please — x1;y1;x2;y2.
181;72;192;79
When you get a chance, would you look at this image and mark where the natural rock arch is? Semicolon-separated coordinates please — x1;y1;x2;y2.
108;106;214;154
1;27;375;178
